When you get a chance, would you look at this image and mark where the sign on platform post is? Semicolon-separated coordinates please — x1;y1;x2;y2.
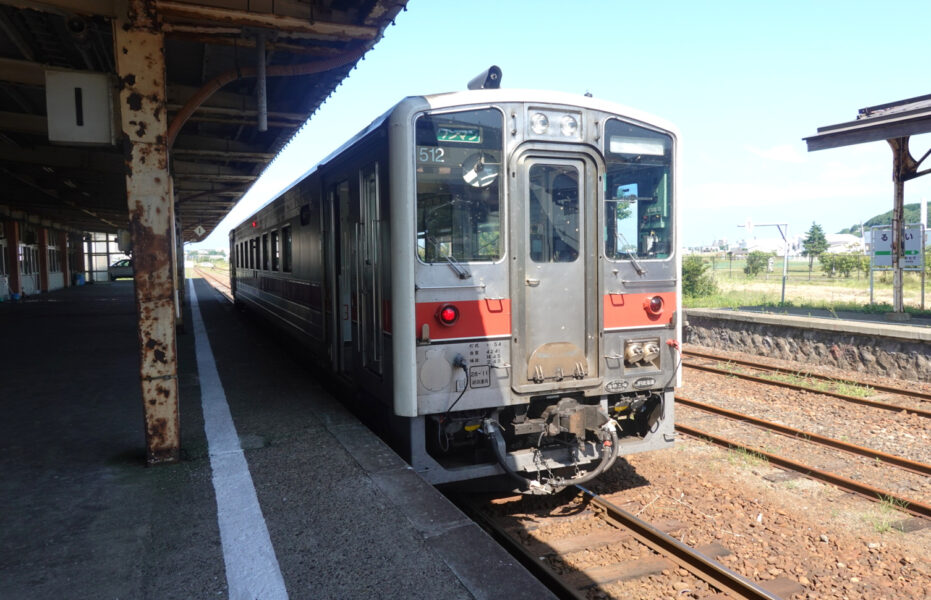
870;224;926;309
871;224;924;271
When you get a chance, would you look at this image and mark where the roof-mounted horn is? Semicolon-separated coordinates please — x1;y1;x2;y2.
467;66;502;90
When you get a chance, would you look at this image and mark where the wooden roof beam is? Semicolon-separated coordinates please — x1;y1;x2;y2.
170;148;275;162
156;1;378;41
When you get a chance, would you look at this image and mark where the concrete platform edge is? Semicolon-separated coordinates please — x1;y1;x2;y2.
685;308;931;343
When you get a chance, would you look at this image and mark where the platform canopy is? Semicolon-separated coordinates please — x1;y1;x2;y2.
0;0;407;241
804;93;931;152
804;93;931;315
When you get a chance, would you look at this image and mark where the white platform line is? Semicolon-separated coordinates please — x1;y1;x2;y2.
189;278;289;600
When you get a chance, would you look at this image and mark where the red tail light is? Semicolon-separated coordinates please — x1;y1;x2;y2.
643;295;664;316
436;304;460;326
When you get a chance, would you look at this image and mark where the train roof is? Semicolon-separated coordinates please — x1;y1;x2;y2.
319;87;678;171
420;89;679;137
241;88;678;227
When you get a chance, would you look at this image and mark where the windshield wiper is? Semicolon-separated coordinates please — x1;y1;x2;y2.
616;232;646;276
426;235;471;279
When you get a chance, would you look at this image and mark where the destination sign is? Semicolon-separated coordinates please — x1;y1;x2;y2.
436;126;482;144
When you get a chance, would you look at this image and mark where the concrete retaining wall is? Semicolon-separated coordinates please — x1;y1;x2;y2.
684;309;931;383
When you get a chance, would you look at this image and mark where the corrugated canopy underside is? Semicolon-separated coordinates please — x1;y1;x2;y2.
0;0;407;241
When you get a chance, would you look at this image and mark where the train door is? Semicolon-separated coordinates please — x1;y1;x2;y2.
331;179;354;373
359;163;382;374
510;153;599;391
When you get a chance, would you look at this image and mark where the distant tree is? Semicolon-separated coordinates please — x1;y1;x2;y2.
819;252;861;278
743;251;772;278
801;222;829;280
682;255;718;297
838;202;922;235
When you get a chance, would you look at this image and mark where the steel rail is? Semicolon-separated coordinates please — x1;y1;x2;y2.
676;395;931;476
193;266;232;302
458;498;588;600
683;348;931;402
676;424;931;521
683;360;931;419
575;486;781;600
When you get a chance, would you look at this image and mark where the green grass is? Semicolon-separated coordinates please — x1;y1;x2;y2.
727;446;769;469
755;371;875;398
864;495;911;533
683;277;931;318
833;381;875;398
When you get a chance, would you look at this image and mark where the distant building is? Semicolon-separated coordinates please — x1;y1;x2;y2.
737;236;802;257
823;233;865;254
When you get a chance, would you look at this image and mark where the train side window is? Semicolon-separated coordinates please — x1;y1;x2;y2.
415;107;503;263
282;226;292;272
262;233;269;270
271;230;279;271
250;238;257;269
603;119;673;260
361;164;379;264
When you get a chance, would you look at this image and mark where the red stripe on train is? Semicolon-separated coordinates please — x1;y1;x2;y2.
415;299;511;340
603;292;676;329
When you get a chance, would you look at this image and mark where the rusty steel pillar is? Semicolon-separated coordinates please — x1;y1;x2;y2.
5;220;21;296
888;137;919;317
114;0;180;465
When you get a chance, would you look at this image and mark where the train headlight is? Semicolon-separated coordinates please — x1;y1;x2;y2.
642;341;660;363
643;295;664;316
530;112;549;135
560;115;578;137
436;304;460;327
624;342;643;363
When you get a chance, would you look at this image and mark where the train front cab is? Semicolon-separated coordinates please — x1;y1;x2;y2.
391;94;680;492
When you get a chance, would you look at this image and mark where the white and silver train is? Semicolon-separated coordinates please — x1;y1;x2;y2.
231;69;680;493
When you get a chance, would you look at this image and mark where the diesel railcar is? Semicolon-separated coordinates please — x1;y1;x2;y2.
231;71;680;493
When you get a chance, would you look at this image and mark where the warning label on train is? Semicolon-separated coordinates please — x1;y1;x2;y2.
469;366;491;388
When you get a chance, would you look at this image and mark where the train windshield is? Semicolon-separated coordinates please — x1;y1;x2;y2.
415;108;504;263
603;119;673;260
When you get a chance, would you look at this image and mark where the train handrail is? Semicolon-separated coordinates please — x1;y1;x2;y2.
619;278;677;286
415;283;487;291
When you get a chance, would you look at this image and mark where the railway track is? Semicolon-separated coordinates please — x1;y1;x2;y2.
675;398;931;521
193;266;232;301
676;395;931;477
459;490;799;599
682;349;931;419
683;348;931;402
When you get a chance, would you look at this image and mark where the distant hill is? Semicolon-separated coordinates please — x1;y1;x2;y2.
837;203;922;236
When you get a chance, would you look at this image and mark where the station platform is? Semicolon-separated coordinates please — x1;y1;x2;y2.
684;305;931;383
0;278;554;599
685;306;931;342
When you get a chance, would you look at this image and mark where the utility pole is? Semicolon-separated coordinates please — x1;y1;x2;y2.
738;222;790;304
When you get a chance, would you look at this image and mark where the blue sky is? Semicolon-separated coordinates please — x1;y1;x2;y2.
191;0;931;250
